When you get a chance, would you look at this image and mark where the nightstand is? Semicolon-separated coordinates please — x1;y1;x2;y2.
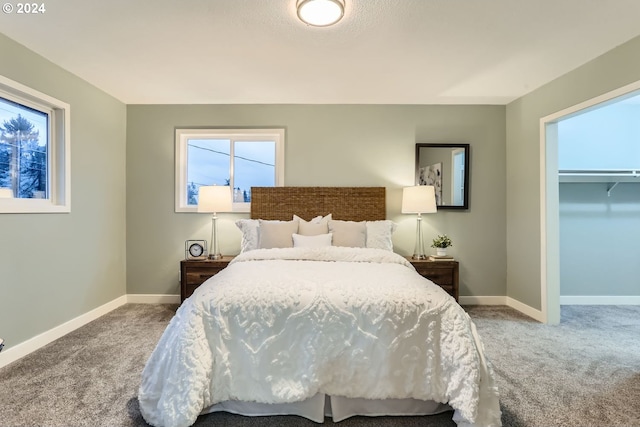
406;257;459;302
180;256;234;302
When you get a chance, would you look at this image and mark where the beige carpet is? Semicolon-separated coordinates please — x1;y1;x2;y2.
0;304;638;427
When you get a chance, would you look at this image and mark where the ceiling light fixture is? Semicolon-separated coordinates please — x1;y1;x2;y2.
297;0;345;27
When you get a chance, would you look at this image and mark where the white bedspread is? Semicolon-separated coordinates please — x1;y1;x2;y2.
139;247;501;427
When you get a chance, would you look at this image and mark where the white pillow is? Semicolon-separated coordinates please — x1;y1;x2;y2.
294;213;332;236
292;233;333;248
258;219;299;249
236;218;301;252
366;220;397;251
293;214;322;223
235;219;260;252
328;220;366;248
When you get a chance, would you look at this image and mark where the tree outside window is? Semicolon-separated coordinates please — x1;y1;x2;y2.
0;99;49;199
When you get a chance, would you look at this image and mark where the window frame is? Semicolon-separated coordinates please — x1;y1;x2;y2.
0;75;71;213
175;128;285;213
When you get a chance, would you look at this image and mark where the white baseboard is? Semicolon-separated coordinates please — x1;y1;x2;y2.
0;295;128;369
560;295;640;305
506;297;545;322
0;292;547;370
127;294;180;304
458;295;545;322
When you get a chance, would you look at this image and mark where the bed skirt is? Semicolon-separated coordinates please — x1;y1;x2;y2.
202;394;453;423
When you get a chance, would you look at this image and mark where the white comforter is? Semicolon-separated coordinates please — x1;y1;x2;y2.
139;247;501;427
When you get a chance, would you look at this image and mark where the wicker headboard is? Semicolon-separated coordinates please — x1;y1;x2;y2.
250;187;386;221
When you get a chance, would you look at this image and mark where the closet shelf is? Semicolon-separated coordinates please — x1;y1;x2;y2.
558;169;640;183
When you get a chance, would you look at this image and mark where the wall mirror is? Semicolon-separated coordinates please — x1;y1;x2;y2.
415;143;470;209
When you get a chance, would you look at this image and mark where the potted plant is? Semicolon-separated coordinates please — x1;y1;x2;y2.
431;234;452;256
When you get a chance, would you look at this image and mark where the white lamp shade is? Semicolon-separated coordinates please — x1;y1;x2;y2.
402;186;437;214
0;188;13;198
297;0;345;27
197;186;232;213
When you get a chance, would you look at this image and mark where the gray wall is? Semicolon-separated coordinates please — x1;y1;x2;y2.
505;35;640;310
0;34;127;351
126;105;506;298
559;183;640;296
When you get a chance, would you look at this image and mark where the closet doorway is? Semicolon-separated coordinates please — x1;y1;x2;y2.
557;96;640;305
540;80;640;324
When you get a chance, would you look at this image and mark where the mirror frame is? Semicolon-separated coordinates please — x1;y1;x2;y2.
415;143;470;210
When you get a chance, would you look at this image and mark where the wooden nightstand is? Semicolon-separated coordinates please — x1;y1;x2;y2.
180;256;234;302
406;257;459;302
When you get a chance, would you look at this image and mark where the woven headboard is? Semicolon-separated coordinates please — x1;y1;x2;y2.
250;187;386;221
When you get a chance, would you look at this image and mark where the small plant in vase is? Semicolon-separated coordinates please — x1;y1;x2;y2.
431;234;452;257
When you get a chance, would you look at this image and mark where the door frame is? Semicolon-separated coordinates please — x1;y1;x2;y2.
539;79;640;324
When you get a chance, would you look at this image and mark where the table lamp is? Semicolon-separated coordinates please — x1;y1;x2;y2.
402;185;437;260
197;185;232;259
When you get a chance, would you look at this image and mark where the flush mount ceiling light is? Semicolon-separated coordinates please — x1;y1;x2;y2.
297;0;345;27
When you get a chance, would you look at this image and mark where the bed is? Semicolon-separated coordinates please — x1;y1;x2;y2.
138;187;501;427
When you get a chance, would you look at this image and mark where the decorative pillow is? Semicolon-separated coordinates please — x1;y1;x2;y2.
235;219;260;252
328;220;366;248
294;213;332;236
365;220;397;251
292;233;332;248
258;219;299;249
293;214;322;223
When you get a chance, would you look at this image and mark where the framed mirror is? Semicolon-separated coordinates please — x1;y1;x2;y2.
415;143;470;210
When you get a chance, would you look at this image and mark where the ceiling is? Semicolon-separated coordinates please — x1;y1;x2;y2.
1;0;640;105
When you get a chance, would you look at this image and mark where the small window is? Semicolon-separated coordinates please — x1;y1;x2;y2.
0;75;70;213
175;128;284;212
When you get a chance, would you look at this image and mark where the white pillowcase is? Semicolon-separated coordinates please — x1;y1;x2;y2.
258;219;299;249
328;220;367;248
235;218;300;252
365;220;397;251
237;216;396;252
292;233;333;248
235;219;260;252
293;214;332;236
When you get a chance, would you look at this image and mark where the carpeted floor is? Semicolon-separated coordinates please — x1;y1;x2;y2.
0;304;638;427
471;305;640;427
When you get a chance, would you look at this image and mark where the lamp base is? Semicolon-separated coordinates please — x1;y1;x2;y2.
208;253;223;260
412;254;427;260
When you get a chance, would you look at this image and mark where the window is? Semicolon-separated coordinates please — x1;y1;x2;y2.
0;75;70;213
175;128;284;212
